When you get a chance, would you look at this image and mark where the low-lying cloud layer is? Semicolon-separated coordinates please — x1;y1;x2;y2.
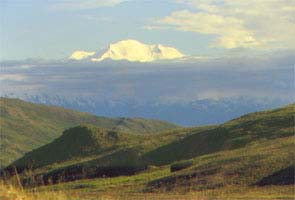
1;51;294;102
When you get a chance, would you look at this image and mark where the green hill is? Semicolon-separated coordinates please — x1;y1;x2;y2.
147;136;294;192
144;104;295;191
4;124;210;184
3;104;294;190
9;125;142;169
142;104;294;165
0;98;178;168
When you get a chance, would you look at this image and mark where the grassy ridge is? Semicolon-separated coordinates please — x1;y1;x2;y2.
5;125;211;185
10;125;143;169
147;136;294;191
142;104;294;165
4;104;294;189
0;98;178;168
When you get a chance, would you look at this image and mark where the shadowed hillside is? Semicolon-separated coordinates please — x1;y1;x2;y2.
0;98;178;168
9;125;142;169
256;165;295;186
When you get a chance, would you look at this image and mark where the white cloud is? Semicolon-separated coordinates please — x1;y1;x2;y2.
152;0;295;49
69;51;96;60
156;10;260;49
52;0;127;10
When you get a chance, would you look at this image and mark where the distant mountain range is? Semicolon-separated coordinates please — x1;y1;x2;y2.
69;39;185;62
12;94;291;126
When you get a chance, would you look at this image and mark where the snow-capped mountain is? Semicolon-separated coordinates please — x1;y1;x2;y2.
69;39;185;62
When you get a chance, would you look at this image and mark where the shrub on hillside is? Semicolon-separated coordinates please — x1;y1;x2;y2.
170;159;194;172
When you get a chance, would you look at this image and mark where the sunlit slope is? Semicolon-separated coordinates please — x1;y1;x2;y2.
0;98;178;167
142;104;294;165
147;136;294;191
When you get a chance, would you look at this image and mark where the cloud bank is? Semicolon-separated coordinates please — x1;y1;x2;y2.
1;51;294;102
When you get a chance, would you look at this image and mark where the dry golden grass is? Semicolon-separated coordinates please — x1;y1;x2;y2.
0;181;68;200
0;183;202;200
1;180;294;200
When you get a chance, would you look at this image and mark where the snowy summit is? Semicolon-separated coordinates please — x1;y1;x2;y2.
69;39;185;62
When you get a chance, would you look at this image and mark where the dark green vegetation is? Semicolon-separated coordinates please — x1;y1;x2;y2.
170;159;194;172
0;98;178;168
256;165;295;186
3;103;294;195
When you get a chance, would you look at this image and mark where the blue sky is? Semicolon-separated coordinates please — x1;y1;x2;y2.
2;0;294;60
2;0;199;59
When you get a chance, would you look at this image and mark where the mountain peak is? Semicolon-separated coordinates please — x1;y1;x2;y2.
69;39;185;62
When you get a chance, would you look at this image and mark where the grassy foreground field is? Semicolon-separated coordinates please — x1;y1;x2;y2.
4;136;292;199
35;137;293;199
1;180;294;200
0;181;68;200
